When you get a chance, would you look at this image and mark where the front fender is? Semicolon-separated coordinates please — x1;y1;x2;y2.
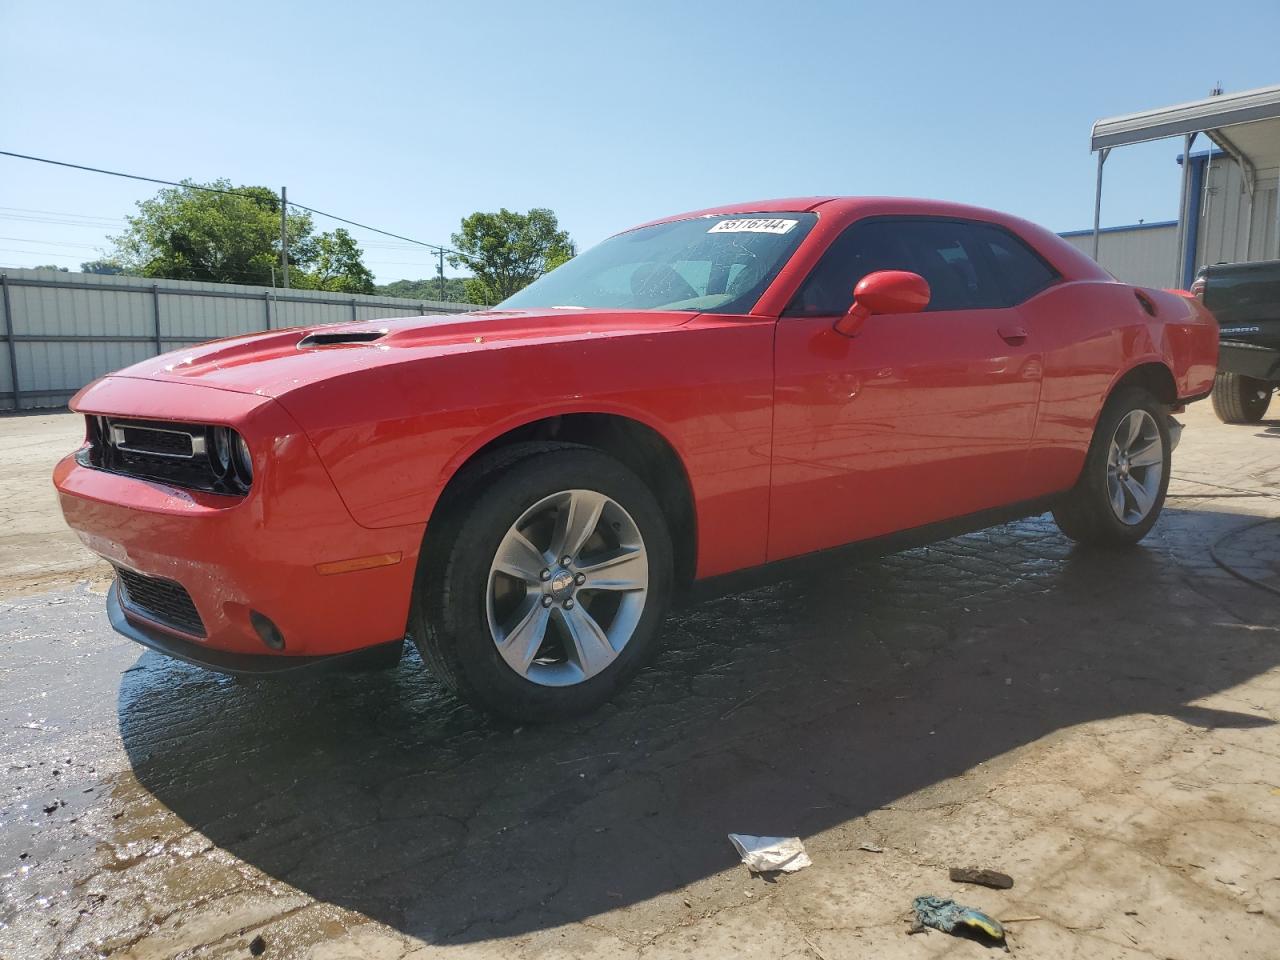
431;400;690;508
275;317;778;578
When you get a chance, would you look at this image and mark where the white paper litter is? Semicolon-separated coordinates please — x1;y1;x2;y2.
727;834;812;873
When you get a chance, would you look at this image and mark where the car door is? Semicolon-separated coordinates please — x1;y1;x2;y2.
768;217;1046;561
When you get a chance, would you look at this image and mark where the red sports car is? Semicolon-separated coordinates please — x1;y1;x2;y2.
54;197;1219;720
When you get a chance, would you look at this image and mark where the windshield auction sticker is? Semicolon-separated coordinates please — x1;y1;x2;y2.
708;218;799;235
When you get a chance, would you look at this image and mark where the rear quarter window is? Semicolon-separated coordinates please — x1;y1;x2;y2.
970;223;1059;305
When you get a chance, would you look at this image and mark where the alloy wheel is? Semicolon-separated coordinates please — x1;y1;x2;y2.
1106;409;1164;525
486;489;649;687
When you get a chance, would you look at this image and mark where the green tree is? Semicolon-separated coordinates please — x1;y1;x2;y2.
447;208;573;304
109;180;312;285
293;228;375;294
376;277;474;302
29;264;69;272
80;258;125;275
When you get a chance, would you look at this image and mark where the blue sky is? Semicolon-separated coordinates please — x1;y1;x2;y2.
3;0;1279;283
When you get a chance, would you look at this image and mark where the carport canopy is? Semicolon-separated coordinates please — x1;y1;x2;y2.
1088;84;1280;279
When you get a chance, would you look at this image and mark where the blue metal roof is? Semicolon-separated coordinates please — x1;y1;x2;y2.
1059;220;1177;239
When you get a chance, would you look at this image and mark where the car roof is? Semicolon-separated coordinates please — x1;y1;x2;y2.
638;196;1037;228
628;197;1112;283
628;198;836;231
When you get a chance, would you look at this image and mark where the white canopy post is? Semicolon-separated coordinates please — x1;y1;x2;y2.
1092;147;1111;261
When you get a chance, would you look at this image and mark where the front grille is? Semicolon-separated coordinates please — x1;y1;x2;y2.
110;422;195;457
82;416;251;496
116;567;206;637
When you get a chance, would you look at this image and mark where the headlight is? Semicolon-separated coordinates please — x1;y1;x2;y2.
212;426;232;473
205;426;253;493
233;433;253;484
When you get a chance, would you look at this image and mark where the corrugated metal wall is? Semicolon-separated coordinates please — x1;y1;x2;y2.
1060;223;1180;288
0;268;482;410
1195;155;1280;266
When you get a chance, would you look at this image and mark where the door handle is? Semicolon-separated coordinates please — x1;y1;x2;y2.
997;325;1028;345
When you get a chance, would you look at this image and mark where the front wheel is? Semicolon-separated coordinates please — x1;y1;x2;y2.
1211;372;1272;424
409;444;673;722
1052;387;1171;547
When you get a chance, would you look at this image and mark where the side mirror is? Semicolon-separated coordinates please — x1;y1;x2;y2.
834;270;931;337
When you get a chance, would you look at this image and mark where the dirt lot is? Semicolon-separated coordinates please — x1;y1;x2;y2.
0;413;112;598
1;404;1278;959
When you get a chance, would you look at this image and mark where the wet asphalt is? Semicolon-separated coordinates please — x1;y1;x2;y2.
1;408;1279;958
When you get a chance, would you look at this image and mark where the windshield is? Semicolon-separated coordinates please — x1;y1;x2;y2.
496;212;817;314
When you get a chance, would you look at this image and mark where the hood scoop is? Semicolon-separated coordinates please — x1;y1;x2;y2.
297;328;388;348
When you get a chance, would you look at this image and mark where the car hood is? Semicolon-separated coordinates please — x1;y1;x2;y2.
105;308;697;398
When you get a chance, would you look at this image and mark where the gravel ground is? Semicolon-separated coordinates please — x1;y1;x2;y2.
1;403;1278;959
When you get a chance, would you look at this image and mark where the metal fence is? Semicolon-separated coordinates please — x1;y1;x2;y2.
0;267;483;410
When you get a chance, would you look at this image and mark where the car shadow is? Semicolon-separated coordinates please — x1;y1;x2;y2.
117;507;1279;944
1242;410;1279;436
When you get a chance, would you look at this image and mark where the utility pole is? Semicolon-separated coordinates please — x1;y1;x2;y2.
437;248;446;301
280;185;290;289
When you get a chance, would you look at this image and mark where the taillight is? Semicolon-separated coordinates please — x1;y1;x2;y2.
1190;277;1206;301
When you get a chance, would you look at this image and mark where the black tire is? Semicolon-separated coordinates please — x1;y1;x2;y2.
1211;372;1272;424
1052;387;1171;547
409;443;674;722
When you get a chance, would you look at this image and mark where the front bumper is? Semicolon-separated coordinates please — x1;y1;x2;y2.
56;377;425;661
106;582;400;674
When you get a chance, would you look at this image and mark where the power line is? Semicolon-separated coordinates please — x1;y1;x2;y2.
0;236;108;248
0;150;268;200
286;200;449;254
1;212;444;256
0;205;127;221
0;246;108;259
0;237;467;275
0;222;458;271
0;214;124;230
0;148;478;264
0;207;440;247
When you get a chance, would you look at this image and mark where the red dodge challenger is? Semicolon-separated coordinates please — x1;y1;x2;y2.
54;197;1219;720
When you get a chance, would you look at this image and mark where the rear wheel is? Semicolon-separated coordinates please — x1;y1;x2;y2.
1211;372;1272;424
1053;387;1171;547
409;444;673;721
